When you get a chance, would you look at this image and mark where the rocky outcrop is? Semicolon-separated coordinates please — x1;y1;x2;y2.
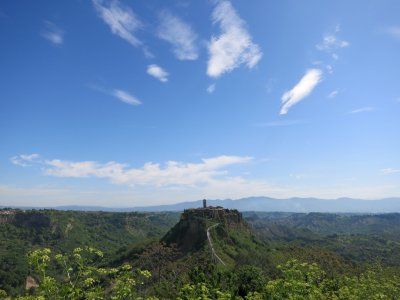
162;207;247;253
0;210;51;228
0;209;16;223
182;207;244;229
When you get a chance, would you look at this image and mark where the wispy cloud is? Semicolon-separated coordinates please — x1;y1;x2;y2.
93;0;143;47
41;21;64;46
325;64;334;73
328;90;338;98
12;154;253;188
157;11;198;60
88;84;142;106
112;89;142;105
316;26;349;62
207;83;216;93
383;26;400;38
207;0;262;78
147;64;169;82
381;168;400;175
280;69;323;115
316;32;349;52
349;107;375;114
10;154;40;167
315;24;350;51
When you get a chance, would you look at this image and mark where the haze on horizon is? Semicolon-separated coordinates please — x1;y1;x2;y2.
0;0;399;207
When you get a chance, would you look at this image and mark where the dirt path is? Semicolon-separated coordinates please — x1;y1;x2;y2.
207;223;226;266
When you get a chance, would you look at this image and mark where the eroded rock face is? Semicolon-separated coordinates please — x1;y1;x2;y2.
14;212;51;228
162;207;247;252
181;207;244;228
162;215;208;252
0;209;16;224
25;276;39;290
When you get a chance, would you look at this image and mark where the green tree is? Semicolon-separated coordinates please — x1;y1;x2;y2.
24;247;152;300
338;270;400;300
263;259;330;299
177;282;231;300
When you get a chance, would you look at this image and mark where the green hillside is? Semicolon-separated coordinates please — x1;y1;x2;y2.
0;209;179;295
245;212;400;274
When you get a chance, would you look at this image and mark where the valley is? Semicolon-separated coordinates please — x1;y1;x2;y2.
1;206;400;298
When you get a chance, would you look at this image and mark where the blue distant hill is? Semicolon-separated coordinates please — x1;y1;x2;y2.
3;197;399;213
127;197;400;213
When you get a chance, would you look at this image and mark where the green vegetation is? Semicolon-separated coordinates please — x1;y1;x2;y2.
0;248;399;299
245;212;400;274
0;247;153;300
0;209;179;295
1;209;400;299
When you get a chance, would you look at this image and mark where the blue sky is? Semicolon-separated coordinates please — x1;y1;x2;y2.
1;0;399;207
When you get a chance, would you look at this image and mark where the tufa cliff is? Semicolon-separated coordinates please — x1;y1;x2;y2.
162;203;250;254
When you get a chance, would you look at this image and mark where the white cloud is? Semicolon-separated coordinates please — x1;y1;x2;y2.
147;64;169;82
207;83;216;93
316;27;349;63
41;21;64;46
316;33;349;51
328;90;338;98
9;154;400;206
157;11;198;60
326;64;334;74
88;84;142;105
349;107;375;114
207;0;262;78
10;154;40;167
112;89;142;105
381;168;400;175
13;155;253;188
93;0;142;47
9;154;300;205
280;69;323;115
384;26;400;38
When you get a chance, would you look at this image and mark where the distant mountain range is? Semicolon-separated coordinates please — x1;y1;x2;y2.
2;197;400;213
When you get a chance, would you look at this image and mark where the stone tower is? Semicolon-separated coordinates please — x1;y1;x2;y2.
203;199;207;208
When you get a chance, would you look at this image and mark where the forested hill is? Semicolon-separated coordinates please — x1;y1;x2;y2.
245;212;400;271
244;212;400;236
0;209;180;252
